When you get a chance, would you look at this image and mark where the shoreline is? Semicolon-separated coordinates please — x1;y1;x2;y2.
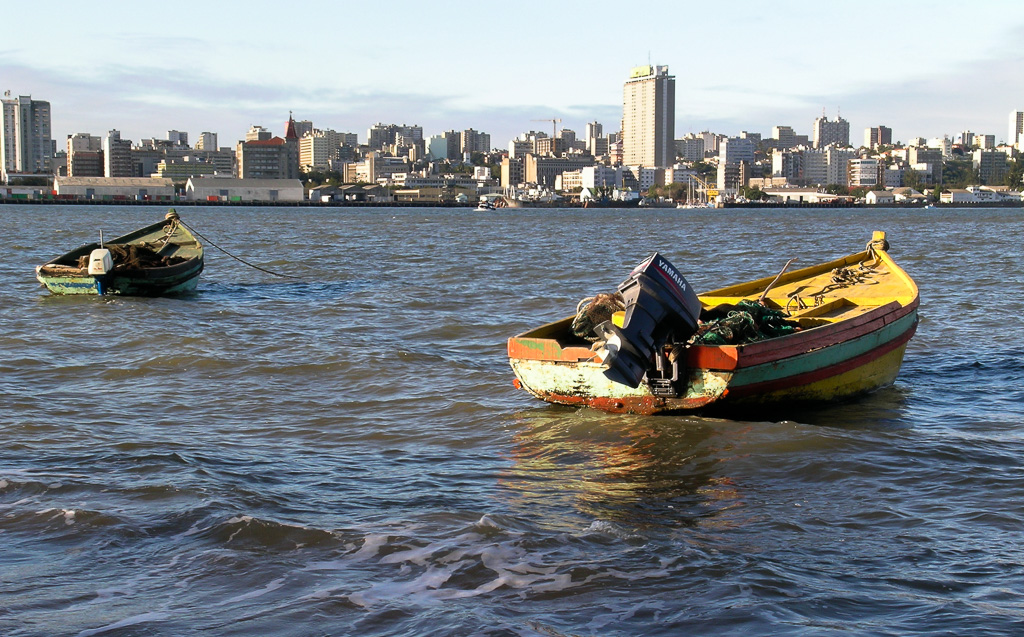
1;198;1022;209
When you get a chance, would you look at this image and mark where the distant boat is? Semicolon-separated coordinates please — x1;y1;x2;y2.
508;231;918;415
475;199;497;211
36;209;204;296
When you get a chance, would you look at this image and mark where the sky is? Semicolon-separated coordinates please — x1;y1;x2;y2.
4;0;1024;150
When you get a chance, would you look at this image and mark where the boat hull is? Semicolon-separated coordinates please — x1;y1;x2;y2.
508;233;920;415
35;212;204;296
35;259;204;296
510;307;916;415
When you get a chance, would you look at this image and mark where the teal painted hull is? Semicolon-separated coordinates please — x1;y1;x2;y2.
37;261;204;295
36;212;204;296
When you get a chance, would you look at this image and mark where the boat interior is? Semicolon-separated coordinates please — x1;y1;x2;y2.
519;246;916;350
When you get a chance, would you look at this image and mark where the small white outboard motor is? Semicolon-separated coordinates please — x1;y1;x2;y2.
88;248;113;275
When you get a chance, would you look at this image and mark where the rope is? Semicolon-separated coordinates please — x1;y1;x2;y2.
177;218;301;279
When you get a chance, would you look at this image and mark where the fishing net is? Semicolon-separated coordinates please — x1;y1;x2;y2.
76;243;186;270
571;292;625;341
691;299;800;346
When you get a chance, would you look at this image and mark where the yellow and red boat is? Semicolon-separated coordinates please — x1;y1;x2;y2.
508;232;919;415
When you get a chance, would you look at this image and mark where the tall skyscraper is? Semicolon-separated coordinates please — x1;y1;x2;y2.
812;113;850;148
622;65;675;167
1;94;53;181
1009;110;1024;148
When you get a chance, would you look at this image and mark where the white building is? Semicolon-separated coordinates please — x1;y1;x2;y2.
585;122;604;156
185;177;304;202
675;134;705;162
848;158;880;188
299;130;347;171
54;176;175;199
927;136;953;158
624;165;658;191
622;65;675;167
883;166;905;188
195;132;218;151
1;94;52;180
941;189;977;204
865;190;895;205
580;165;623;189
719;136;755;165
1009;110;1024;148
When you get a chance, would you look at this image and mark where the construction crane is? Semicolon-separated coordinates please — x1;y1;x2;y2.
531;118;562;140
531;118;563;156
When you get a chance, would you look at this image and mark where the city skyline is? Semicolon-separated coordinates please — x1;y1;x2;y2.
3;0;1024;147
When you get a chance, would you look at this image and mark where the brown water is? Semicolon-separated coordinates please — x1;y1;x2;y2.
2;204;1023;636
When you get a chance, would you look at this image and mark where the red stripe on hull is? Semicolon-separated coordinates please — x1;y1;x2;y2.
725;317;918;399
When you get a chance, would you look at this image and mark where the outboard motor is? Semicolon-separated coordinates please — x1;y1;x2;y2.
595;252;702;389
88;248;113;275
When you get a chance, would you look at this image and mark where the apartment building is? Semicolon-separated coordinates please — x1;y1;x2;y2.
812;115;850;148
103;130;134;177
973;148;1009;184
772;125;796;149
1;94;52;180
848;158;880;188
864;126;892;149
67;132;103;177
299;129;347;171
622;65;675;167
1010;110;1024;148
675;134;704;162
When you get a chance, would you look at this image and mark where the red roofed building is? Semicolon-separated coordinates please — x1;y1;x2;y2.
235;113;301;179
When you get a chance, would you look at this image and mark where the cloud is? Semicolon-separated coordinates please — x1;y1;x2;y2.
7;31;1024;152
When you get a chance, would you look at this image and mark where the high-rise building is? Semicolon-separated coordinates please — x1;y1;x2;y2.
675;134;704;162
367;123;422;151
772;126;796;149
460;129;491;154
1;94;53;180
585;121;603;156
973;149;1008;184
1009;111;1024;148
719;136;756;165
864;125;892;149
167;130;189;147
195;132;218;151
812;114;850;148
622;65;675;167
299;129;346;171
103;130;134;177
293;120;314;139
67;133;104;177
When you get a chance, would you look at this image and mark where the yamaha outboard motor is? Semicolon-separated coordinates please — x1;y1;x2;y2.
595;253;702;389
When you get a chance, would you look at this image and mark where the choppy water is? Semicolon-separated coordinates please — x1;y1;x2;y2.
1;203;1023;636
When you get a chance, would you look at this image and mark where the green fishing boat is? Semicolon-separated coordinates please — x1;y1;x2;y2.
36;210;204;296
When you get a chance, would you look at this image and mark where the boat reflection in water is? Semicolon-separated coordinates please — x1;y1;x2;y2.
500;409;747;530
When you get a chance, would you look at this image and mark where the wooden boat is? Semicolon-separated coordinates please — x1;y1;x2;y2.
508;232;919;415
36;210;204;296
